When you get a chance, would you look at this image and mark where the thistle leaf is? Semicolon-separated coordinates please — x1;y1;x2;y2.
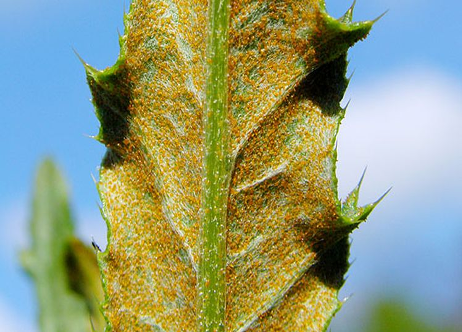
341;169;391;224
86;1;377;330
21;159;104;332
65;238;107;331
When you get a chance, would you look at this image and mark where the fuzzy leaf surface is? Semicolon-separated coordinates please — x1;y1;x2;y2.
87;0;376;330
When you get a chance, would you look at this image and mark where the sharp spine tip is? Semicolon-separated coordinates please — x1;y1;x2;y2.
340;0;357;23
357;167;367;189
343;99;351;111
348;68;356;82
347;0;357;17
373;10;389;23
90;173;98;186
73;48;98;75
376;187;392;203
351;0;357;9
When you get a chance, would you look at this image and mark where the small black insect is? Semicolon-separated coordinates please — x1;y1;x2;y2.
91;236;102;252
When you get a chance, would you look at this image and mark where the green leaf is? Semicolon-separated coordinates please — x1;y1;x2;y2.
65;238;106;331
340;169;390;224
365;298;460;332
85;1;378;330
21;159;104;332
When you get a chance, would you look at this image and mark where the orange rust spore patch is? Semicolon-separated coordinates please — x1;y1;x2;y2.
98;0;207;330
91;0;372;330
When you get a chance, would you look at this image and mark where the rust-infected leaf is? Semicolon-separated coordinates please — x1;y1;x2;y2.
86;0;377;330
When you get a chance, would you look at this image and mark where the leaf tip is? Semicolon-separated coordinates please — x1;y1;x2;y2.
74;48;99;78
340;168;389;224
373;10;389;24
339;0;357;23
357;166;367;189
347;68;356;83
342;98;352;111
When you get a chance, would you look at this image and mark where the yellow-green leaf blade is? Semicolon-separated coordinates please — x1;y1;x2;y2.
21;159;100;332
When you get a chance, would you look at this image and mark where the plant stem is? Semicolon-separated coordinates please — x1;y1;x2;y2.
198;0;230;331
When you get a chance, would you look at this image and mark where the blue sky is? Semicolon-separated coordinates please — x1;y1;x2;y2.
1;0;461;330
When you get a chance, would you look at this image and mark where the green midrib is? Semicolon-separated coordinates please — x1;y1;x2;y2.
198;0;231;331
